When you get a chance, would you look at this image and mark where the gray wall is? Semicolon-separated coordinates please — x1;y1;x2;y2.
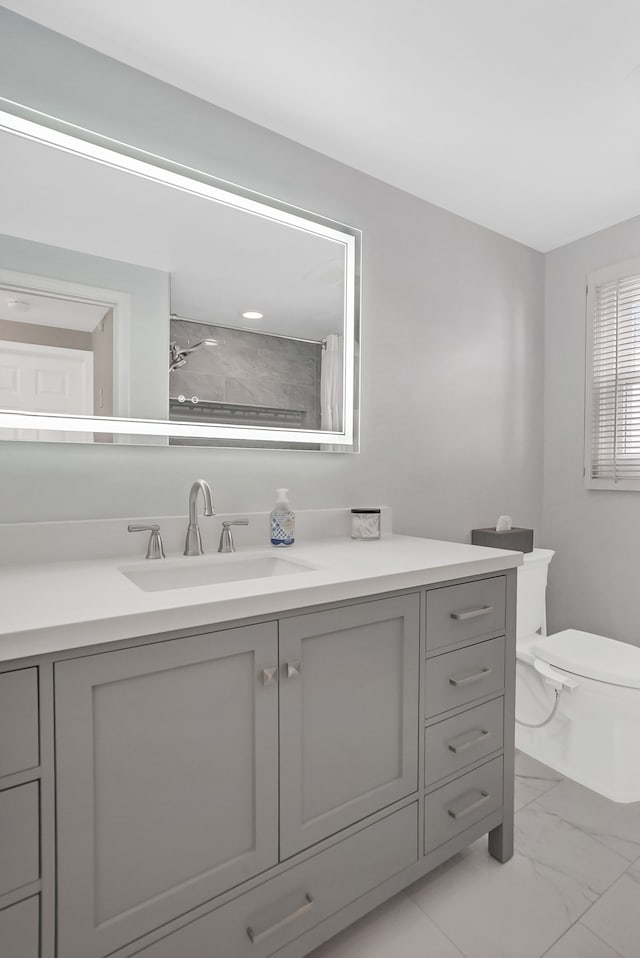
544;213;640;645
0;9;545;538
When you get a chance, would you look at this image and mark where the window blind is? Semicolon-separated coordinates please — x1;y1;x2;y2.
590;272;640;482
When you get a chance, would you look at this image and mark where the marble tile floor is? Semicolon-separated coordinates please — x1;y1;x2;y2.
310;752;640;958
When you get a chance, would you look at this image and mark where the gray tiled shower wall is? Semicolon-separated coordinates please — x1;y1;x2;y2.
170;319;322;429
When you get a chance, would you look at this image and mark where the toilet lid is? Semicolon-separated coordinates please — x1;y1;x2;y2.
533;629;640;690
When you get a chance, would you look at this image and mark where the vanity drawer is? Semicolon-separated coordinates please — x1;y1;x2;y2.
0;782;40;897
0;896;39;958
426;577;506;652
0;668;39;779
133;803;418;958
425;697;504;787
425;636;505;718
424;756;503;854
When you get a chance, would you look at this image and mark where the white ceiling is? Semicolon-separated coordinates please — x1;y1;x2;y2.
6;0;640;251
0;287;107;331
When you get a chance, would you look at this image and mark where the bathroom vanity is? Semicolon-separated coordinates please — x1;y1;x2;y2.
0;520;520;958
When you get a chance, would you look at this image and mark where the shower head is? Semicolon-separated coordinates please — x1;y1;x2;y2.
169;339;219;371
183;339;219;354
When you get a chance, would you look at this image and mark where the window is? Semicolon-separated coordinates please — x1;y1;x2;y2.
586;259;640;489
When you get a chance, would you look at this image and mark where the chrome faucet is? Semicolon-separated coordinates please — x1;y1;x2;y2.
184;479;216;556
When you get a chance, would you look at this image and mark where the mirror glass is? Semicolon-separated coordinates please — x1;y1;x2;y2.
0;111;360;450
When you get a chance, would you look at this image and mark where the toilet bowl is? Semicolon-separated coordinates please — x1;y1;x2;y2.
515;550;640;803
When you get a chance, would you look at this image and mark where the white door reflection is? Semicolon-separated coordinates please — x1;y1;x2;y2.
0;287;110;441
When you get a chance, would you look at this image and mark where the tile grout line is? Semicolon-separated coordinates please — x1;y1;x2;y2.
405;762;632;958
623;852;640;872
550;813;640;870
537;914;583;958
518;790;637;880
536;900;625;958
516;757;640;866
514;758;566;811
585;922;628;958
401;887;472;958
529;822;633;958
515;790;543;813
589;832;640;867
406;844;620;958
524;887;627;958
518;775;564;800
515;786;554;813
409;858;623;958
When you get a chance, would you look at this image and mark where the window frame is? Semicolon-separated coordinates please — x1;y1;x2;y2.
585;256;640;491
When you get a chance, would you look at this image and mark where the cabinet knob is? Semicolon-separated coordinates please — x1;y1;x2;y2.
261;667;278;687
285;661;302;680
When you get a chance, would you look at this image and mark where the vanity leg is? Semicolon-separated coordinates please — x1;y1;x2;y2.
489;567;516;865
488;819;513;863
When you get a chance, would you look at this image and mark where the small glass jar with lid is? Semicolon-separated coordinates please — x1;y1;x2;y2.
350;508;381;540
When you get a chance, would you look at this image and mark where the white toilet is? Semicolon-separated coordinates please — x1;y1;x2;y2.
515;549;640;803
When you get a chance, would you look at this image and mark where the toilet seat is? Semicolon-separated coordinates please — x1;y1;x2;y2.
533;629;640;690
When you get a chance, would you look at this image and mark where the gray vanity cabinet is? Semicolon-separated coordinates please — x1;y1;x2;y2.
279;594;420;858
46;572;515;958
54;623;280;958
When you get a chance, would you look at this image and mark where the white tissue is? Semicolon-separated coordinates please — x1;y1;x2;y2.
496;515;512;532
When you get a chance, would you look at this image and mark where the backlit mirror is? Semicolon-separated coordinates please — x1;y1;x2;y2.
0;108;360;450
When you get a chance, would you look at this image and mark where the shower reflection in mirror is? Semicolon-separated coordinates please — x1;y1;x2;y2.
168;315;343;435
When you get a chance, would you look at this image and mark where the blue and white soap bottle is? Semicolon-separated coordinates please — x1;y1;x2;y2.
270;488;295;547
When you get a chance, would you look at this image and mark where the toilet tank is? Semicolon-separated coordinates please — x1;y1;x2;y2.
516;548;555;639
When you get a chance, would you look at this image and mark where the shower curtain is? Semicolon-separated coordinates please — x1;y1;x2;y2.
320;334;344;432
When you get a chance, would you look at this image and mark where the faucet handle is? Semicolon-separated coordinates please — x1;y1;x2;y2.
128;524;166;560
218;519;249;553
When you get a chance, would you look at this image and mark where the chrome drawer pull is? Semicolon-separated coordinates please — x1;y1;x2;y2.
447;789;490;821
260;667;278;687
449;666;492;688
449;605;493;621
447;727;490;754
247;893;313;944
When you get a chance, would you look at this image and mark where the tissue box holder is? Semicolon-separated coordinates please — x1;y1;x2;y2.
471;527;534;553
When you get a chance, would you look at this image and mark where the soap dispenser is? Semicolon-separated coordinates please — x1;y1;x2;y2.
270;488;295;547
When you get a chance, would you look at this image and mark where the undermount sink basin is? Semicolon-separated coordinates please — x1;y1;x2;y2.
120;554;316;592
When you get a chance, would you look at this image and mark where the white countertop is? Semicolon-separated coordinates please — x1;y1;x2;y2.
0;534;521;663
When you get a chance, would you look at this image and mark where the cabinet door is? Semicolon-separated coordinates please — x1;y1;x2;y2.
55;623;279;958
279;594;420;858
0;897;39;958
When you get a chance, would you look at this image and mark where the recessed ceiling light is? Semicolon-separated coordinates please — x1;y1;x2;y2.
242;311;263;320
